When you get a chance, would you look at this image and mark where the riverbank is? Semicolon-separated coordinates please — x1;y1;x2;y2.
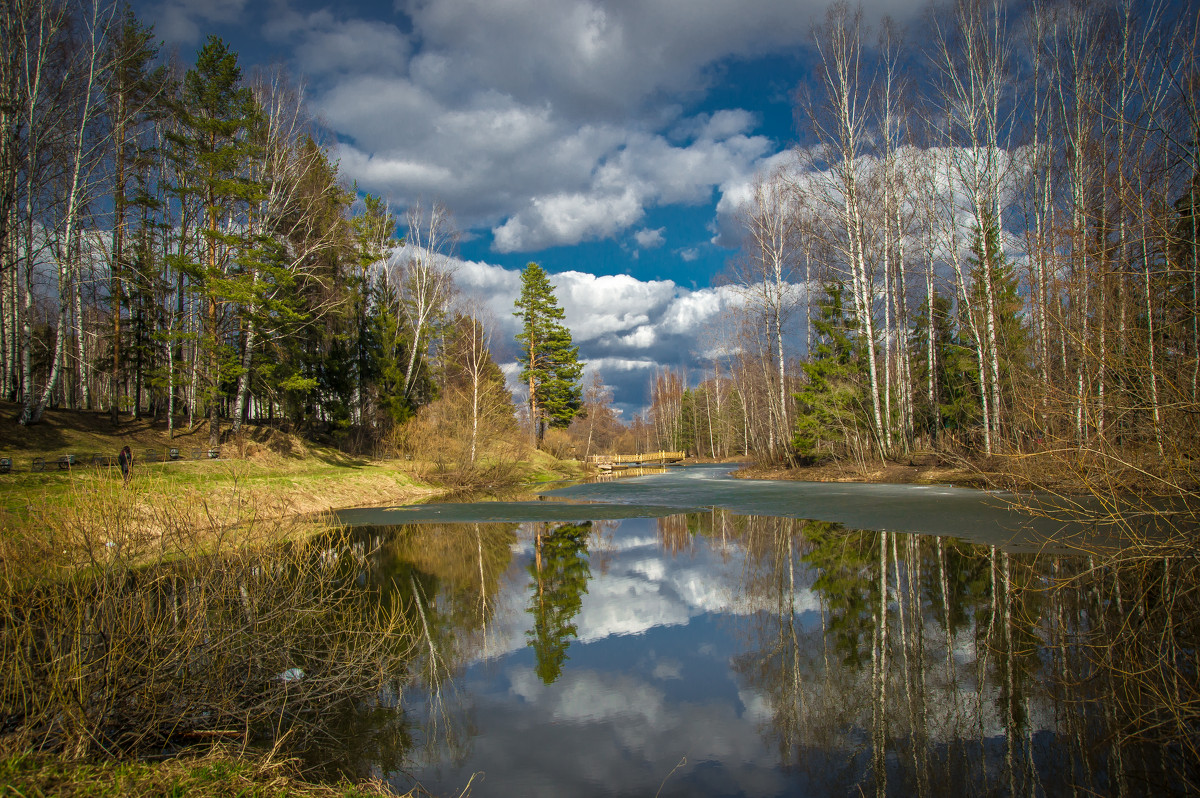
0;406;576;797
736;454;994;489
0;403;583;532
0;748;402;798
737;447;1200;515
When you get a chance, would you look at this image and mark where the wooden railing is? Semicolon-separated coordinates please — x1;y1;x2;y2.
586;451;686;469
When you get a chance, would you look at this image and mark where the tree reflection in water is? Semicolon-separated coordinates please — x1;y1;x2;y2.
527;522;592;684
327;511;1197;796
730;512;1199;796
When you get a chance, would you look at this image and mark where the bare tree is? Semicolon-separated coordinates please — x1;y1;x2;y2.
392;200;457;404
929;0;1017;453
807;1;887;459
731;169;804;460
21;0;112;424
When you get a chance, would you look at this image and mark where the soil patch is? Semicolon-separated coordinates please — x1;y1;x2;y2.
737;455;996;489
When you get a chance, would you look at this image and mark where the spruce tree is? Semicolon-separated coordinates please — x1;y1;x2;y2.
793;282;865;461
514;263;583;445
910;290;980;440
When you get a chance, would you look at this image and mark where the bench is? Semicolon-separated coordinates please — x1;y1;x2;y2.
0;457;10;474
57;454;76;469
31;458;44;472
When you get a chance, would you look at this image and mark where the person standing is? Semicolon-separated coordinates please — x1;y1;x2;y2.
118;446;132;483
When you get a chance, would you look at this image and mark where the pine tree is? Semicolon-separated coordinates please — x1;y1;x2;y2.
514;263;583;445
167;36;263;446
526;522;591;684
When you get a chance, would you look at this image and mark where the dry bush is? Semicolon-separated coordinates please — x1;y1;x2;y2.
389;391;526;489
996;435;1200;791
538;428;575;460
0;481;418;759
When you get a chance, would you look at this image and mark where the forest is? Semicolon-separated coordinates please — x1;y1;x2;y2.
639;0;1200;496
1;0;522;469
3;0;1199;498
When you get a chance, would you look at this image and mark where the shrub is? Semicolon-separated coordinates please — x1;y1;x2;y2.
0;481;417;758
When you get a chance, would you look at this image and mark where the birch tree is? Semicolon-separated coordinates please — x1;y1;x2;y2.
20;0;110;424
732;169;803;460
807;1;887;459
929;0;1016;453
395;201;457;405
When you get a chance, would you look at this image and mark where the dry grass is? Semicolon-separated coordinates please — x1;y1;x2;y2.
0;747;407;797
0;480;419;761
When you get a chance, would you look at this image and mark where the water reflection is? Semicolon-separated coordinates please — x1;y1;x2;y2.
528;522;592;683
330;509;1195;796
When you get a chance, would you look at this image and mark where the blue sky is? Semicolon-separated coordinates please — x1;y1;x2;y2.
134;0;927;415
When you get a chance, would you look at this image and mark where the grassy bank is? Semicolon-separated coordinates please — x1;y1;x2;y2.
0;477;421;796
0;749;402;798
0;403;583;532
0;405;581;797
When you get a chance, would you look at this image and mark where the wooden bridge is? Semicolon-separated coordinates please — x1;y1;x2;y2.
586;451;686;471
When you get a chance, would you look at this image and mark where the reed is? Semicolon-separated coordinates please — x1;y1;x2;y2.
0;479;419;761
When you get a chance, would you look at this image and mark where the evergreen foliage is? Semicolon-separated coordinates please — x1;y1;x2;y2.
514;263;583;444
526;522;592;685
793;283;865;461
168;36;263;444
910;290;980;438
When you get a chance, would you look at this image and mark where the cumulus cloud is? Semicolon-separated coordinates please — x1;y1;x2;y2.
450;260;745;413
713;144;1031;272
634;227;665;250
145;0;935;269
233;0;836;253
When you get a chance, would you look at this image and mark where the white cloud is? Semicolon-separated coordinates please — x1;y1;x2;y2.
251;0;823;252
493;187;645;252
634;227;665;249
712;144;1031;281
619;326;657;348
450;260;742;412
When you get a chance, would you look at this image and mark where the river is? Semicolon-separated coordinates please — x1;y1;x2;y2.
319;464;1193;796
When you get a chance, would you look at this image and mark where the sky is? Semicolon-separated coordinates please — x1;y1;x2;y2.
133;0;929;417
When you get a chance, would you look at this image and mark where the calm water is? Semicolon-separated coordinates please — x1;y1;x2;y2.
320;466;1190;796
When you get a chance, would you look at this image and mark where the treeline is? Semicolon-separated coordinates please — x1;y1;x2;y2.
647;0;1199;477
1;0;512;459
